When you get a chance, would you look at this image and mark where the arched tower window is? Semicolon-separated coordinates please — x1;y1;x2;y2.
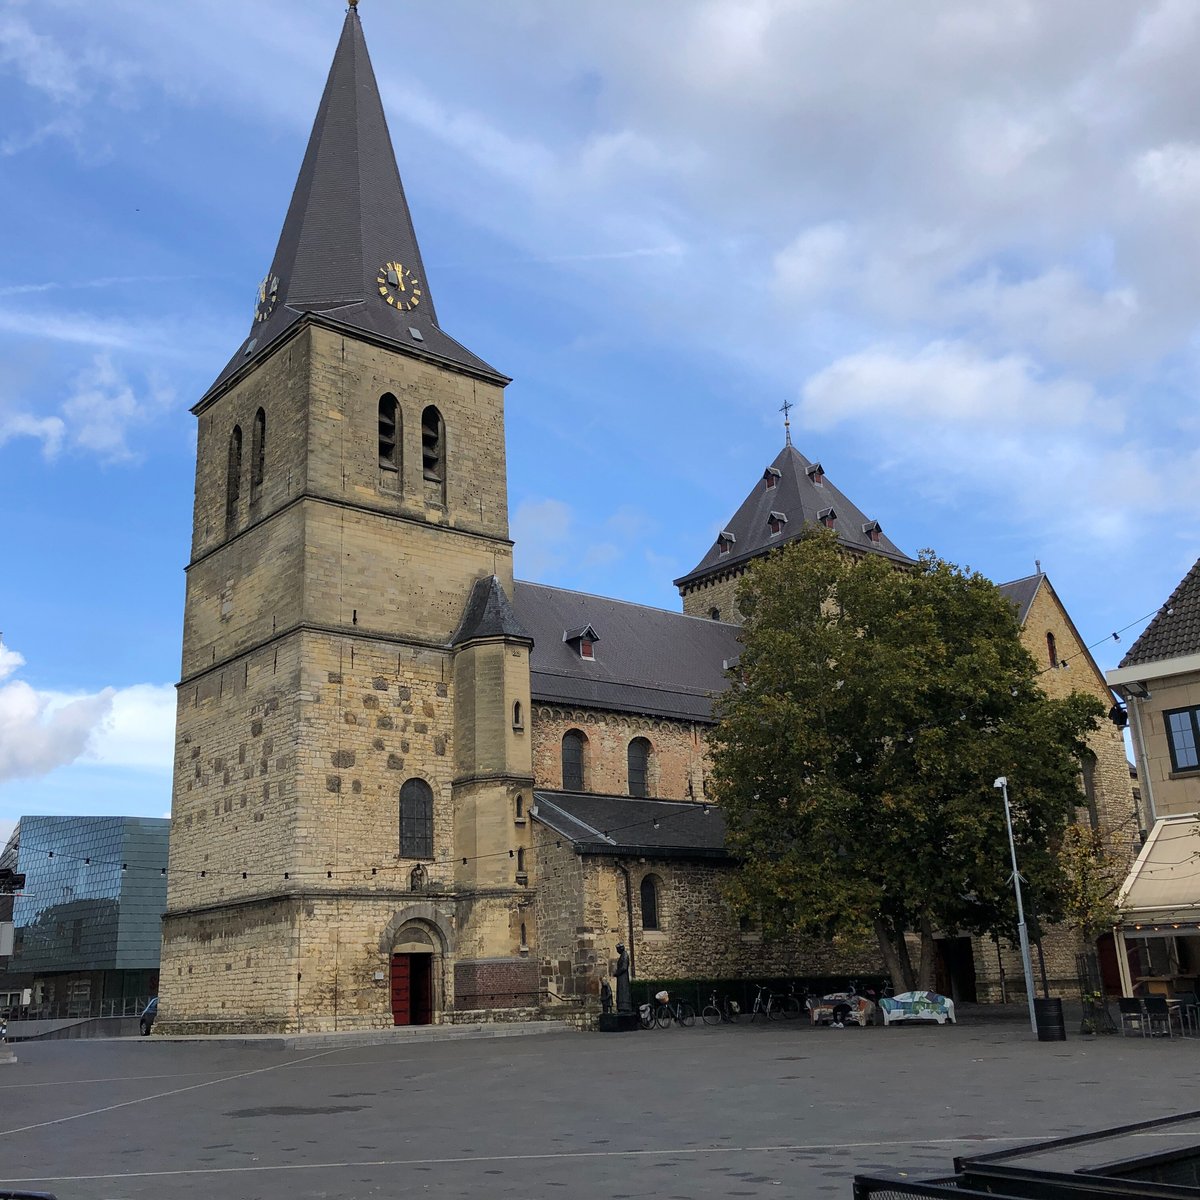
378;394;401;488
628;737;651;798
561;729;587;792
640;875;660;931
250;408;266;503
225;425;243;534
512;700;524;731
421;405;445;503
1046;631;1058;668
516;847;526;874
400;778;434;860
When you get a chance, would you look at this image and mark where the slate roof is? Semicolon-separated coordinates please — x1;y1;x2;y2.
452;576;532;647
531;791;730;860
997;573;1044;625
1120;558;1200;668
675;444;912;588
201;8;504;404
512;582;740;722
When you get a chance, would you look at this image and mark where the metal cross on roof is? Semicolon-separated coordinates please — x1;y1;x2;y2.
779;399;793;447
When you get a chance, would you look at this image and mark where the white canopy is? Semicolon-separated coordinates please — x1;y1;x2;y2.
1118;814;1200;934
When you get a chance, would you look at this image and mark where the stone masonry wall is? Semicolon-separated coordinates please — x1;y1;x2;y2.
531;706;712;800
680;569;745;624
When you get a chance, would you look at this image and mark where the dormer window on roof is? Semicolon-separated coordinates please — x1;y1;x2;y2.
768;511;788;536
807;463;825;486
563;624;600;661
861;520;882;544
763;467;781;491
818;507;836;529
718;530;735;556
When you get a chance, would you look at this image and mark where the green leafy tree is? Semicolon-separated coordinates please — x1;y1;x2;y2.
709;530;1103;991
1057;823;1125;939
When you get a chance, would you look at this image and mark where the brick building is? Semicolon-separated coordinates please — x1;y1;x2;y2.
157;7;1136;1032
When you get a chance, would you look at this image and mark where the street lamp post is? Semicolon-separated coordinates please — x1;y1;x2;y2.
994;776;1038;1035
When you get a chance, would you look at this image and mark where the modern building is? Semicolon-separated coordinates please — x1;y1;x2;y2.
0;817;169;1017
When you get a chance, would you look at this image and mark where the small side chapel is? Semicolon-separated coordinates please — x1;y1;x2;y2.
156;8;1136;1032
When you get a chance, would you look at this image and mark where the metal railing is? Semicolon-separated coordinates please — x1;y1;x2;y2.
2;996;152;1022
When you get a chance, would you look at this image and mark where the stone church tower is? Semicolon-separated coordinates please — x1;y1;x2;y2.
157;7;536;1032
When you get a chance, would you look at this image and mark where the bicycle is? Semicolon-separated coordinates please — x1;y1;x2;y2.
749;983;786;1022
777;981;805;1020
657;995;696;1028
701;991;740;1025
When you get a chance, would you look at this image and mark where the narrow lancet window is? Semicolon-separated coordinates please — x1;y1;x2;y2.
225;425;243;534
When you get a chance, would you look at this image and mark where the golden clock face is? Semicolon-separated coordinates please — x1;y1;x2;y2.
377;260;422;311
255;273;280;323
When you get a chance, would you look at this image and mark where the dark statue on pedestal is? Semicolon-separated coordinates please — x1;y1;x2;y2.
615;942;631;1014
600;980;613;1014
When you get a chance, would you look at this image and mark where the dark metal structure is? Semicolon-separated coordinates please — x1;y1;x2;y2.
854;1111;1200;1200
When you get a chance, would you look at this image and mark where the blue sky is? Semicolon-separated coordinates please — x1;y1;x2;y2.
3;0;1200;842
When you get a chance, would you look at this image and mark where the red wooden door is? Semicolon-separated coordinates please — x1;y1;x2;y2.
411;954;433;1026
391;954;411;1026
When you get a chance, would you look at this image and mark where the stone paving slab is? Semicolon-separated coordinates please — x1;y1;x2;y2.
2;1018;1191;1200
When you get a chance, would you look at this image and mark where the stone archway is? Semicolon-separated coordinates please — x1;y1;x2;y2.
380;907;453;1026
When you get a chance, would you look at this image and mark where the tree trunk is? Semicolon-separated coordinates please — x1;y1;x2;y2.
874;917;909;993
893;918;918;991
917;917;937;991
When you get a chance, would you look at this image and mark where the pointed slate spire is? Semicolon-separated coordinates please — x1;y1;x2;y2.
453;576;533;647
674;444;912;591
204;6;504;400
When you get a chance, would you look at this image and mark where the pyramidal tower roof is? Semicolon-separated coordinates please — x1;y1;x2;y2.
674;444;912;589
202;5;504;403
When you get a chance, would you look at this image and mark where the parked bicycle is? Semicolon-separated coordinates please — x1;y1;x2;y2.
701;991;740;1025
657;993;696;1028
777;981;805;1019
749;983;786;1022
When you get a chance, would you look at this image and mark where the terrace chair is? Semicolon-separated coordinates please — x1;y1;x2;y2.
1117;997;1147;1037
1175;993;1200;1037
1144;995;1183;1038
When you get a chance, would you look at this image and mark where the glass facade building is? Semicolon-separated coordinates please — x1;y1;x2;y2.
2;816;169;1014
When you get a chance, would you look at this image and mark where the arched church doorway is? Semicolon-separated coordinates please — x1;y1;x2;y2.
391;924;437;1026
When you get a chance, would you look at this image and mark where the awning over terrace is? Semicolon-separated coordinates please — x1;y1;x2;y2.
1118;813;1200;934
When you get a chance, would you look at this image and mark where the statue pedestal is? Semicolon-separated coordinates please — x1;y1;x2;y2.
597;1013;640;1033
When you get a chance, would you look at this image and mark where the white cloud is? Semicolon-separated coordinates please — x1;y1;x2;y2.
0;352;175;465
801;341;1104;433
0;640;174;784
88;684;177;772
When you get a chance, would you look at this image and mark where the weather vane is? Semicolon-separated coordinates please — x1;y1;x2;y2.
779;399;793;447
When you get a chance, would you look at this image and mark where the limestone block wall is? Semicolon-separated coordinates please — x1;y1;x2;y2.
530;706;712;800
680;569;745;624
1020;585;1141;857
159;893;464;1033
182;506;305;679
304;325;510;544
167;632;304;910
192;333;310;560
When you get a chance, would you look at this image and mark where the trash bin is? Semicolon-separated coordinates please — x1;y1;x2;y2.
1034;996;1066;1041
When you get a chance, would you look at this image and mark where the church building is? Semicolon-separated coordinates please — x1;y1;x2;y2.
156;7;1135;1032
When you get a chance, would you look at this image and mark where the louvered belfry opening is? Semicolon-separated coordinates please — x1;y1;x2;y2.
421;405;445;504
378;394;400;488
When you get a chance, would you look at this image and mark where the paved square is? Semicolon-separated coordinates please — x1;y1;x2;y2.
0;1021;1190;1199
